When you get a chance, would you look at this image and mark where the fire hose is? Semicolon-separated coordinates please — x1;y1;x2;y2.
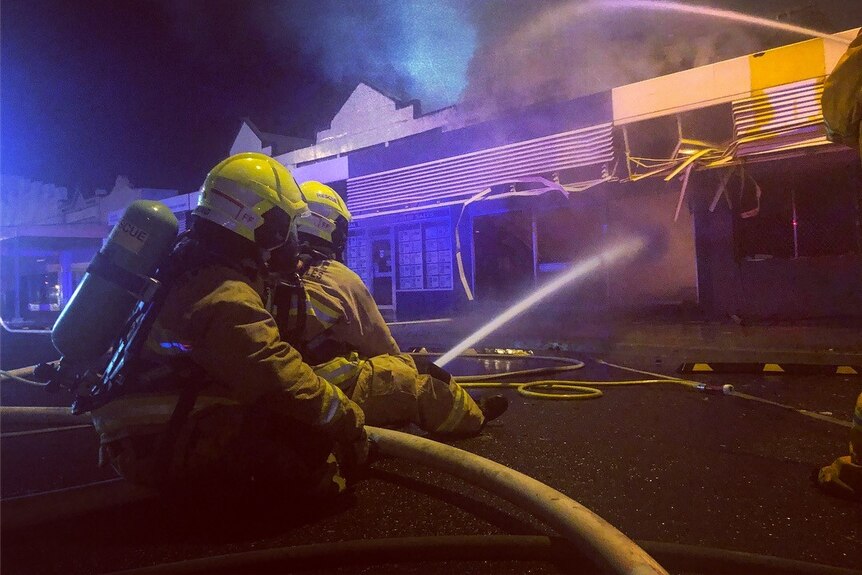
1;360;856;573
106;536;862;575
412;351;852;428
0;352;852;429
2;431;857;574
2;426;666;575
422;351;730;400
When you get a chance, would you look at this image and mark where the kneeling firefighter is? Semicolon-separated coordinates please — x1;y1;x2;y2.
816;29;862;501
269;181;507;436
56;154;367;494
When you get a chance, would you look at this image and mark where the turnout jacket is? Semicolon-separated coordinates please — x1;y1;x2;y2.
92;259;365;458
273;257;484;437
822;29;862;151
287;259;400;362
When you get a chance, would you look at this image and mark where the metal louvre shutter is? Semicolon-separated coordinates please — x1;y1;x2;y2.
175;211;188;234
346;123;613;217
733;78;829;157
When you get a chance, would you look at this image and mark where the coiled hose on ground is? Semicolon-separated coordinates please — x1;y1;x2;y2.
425;351;713;400
408;351;852;428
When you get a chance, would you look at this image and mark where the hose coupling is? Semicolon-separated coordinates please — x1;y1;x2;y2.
695;383;734;395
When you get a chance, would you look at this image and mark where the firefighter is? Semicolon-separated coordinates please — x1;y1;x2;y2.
815;394;862;501
814;30;862;501
821;29;862;158
270;181;507;436
90;154;367;496
271;180;400;361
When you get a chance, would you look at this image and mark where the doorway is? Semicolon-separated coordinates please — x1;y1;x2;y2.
472;210;535;303
370;231;396;319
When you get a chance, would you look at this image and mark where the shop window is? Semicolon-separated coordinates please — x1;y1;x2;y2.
734;167;860;259
794;185;860;257
536;208;603;271
473;211;534;301
345;231;372;286
734;182;794;259
423;223;453;290
23;272;61;312
397;226;423;290
397;221;453;291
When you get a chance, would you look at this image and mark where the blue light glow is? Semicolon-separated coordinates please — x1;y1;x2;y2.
278;0;476;111
395;1;476;109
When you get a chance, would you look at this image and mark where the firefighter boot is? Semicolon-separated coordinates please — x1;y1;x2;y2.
478;394;509;425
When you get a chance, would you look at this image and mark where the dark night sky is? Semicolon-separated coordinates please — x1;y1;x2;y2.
2;1;860;193
1;1;352;192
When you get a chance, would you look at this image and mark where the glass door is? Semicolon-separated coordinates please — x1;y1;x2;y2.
370;231;396;318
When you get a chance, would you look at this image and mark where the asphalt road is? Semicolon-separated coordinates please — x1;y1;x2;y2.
2;352;861;574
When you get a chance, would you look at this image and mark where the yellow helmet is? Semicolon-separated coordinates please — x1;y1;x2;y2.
194;153;308;251
296;181;352;252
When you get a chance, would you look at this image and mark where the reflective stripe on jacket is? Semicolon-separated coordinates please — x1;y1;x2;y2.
297;260;400;359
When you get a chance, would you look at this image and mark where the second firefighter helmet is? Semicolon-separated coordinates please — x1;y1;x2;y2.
296;181;351;259
193;152;308;252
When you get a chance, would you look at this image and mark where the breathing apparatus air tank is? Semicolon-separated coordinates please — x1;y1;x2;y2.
51;200;178;362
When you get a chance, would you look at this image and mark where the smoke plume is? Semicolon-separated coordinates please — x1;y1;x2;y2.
167;0;858;120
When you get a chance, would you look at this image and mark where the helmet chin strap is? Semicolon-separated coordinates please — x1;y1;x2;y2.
297;235;340;262
268;232;303;277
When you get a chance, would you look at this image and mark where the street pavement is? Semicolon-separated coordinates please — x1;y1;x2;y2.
1;322;861;574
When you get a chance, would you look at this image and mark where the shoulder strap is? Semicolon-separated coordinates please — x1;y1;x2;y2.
272;276;308;348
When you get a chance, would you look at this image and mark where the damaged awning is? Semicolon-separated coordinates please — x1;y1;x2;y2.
346;123;614;218
732;78;830;157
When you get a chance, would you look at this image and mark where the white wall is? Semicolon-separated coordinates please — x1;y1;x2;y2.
274;83;454;167
0;175;67;226
229;121;271;156
291;156;349;184
612;28;860;126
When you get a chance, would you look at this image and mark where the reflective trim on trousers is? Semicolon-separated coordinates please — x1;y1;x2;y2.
434;383;471;434
315;355;362;388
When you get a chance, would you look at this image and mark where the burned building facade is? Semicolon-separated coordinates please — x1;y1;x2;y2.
229;30;862;321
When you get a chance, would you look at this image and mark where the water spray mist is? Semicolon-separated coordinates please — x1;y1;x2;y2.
599;1;851;43
434;237;645;368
